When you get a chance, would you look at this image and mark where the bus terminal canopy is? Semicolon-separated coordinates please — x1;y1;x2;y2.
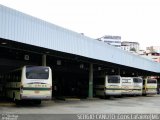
0;5;160;74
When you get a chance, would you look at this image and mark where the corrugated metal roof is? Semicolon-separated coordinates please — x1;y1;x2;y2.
0;5;160;73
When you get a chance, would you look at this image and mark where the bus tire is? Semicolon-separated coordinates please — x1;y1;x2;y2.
15;100;20;105
142;94;147;96
13;93;16;102
34;100;41;105
105;95;110;99
13;93;20;105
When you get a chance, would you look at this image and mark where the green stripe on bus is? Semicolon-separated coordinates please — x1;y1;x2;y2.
106;88;122;90
121;89;142;90
23;87;50;90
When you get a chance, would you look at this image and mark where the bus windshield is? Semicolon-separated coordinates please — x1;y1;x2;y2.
133;78;142;83
26;66;49;79
147;79;157;84
108;76;120;83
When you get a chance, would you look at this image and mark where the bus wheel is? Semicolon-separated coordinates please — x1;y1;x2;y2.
13;93;20;105
34;100;41;105
15;100;20;105
105;95;110;99
13;93;16;102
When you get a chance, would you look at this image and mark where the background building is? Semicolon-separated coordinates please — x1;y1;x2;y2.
98;35;121;48
121;41;140;52
137;50;146;55
146;46;160;53
139;46;160;63
146;52;160;63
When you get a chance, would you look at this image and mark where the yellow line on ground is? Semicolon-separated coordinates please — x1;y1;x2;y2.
0;102;15;106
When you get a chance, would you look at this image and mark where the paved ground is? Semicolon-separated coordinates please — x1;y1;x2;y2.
0;95;160;114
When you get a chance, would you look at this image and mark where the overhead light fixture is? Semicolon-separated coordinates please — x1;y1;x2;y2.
112;69;114;72
80;64;84;69
1;42;7;45
46;51;50;54
98;67;101;70
57;60;61;65
24;55;29;60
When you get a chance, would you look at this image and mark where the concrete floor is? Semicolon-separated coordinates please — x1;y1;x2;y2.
0;95;160;114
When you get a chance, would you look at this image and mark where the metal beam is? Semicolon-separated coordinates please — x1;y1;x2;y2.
88;63;93;98
42;54;47;66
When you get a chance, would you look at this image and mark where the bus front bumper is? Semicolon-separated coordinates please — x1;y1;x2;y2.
146;91;157;95
105;91;121;96
20;94;52;100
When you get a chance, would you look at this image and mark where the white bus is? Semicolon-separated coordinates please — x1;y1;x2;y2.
94;75;122;98
143;78;157;95
121;77;134;95
132;77;143;96
4;66;52;104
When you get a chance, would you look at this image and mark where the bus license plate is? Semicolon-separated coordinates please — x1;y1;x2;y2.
35;91;40;94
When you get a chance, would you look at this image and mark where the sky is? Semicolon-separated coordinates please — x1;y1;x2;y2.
0;0;160;49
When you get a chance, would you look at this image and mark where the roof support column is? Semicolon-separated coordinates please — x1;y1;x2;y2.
118;67;120;75
88;63;93;98
42;54;47;66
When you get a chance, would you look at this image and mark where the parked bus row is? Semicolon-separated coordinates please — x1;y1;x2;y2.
94;75;157;98
0;66;158;104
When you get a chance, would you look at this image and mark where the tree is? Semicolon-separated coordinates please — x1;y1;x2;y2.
130;47;136;52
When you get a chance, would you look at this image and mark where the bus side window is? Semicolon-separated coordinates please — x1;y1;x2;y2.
133;78;137;83
13;70;21;82
18;70;21;82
